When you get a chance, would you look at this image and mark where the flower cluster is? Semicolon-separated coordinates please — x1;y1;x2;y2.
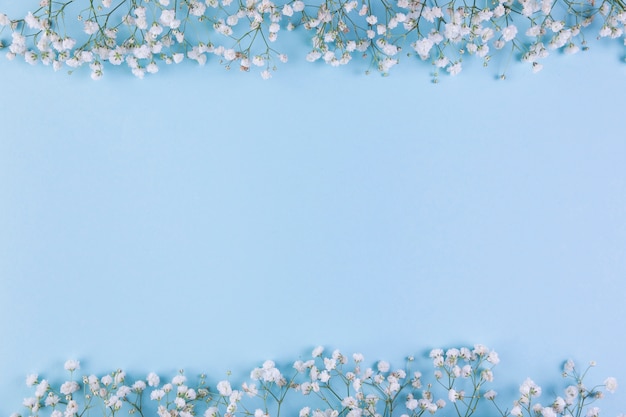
0;0;625;80
489;359;620;417
12;345;620;417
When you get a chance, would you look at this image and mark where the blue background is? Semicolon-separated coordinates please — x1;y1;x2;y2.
1;21;626;416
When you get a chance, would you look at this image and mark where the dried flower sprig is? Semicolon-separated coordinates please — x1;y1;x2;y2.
12;345;620;417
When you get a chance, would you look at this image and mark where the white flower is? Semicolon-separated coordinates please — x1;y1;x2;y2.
501;25;518;42
108;47;124;65
553;397;566;412
324;357;337;371
26;374;39;387
174;397;186;409
551;21;565;32
586;407;600;417
205;407;218;417
190;1;206;16
217;380;232;396
448;389;458;402
520;378;541;398
366;15;377;25
65;400;79;417
511;406;523;417
292;0;305;11
23;397;38;410
147;373;160;387
35;380;49;398
133;44;151;59
599;26;612;37
64;360;80;372
45;393;60;406
106;396;122;409
118;386;132;397
493;4;506;17
447;62;462;76
60;381;80;395
282;4;293;16
487;351;500;364
406;397;418;410
151;389;165;400
430;349;443;358
422;7;443;22
252;55;265;66
312;346;324;357
172;375;187;385
526;25;542;36
25;12;44;30
84;21;99;34
146;62;159;73
242;382;258;396
61;38;76;51
434;56;449;68
223;49;237;61
412;38;433;59
377;361;390;373
341;396;358;409
0;13;11;26
565;385;578;400
604;377;618;393
160;9;180;29
564;43;579;54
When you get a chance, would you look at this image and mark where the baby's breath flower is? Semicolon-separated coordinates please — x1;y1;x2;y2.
26;374;38;387
60;381;80;395
217;380;232;396
150;389;165;400
64;360;80;372
377;361;390;373
312;346;324;357
604;377;618;393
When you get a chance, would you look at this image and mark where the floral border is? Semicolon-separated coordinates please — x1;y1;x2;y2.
12;345;620;417
0;0;625;80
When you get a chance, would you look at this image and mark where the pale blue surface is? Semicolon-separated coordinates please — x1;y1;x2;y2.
1;28;626;417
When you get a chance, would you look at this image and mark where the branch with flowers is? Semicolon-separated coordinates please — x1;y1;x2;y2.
0;0;624;80
11;345;621;417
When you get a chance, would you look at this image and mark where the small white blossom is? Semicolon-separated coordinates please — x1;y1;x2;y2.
60;381;80;395
312;346;324;357
64;360;80;372
217;380;232;396
501;25;518;42
26;374;39;387
604;377;618;393
377;361;390;373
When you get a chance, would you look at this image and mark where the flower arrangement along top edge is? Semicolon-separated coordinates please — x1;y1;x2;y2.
0;0;624;80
